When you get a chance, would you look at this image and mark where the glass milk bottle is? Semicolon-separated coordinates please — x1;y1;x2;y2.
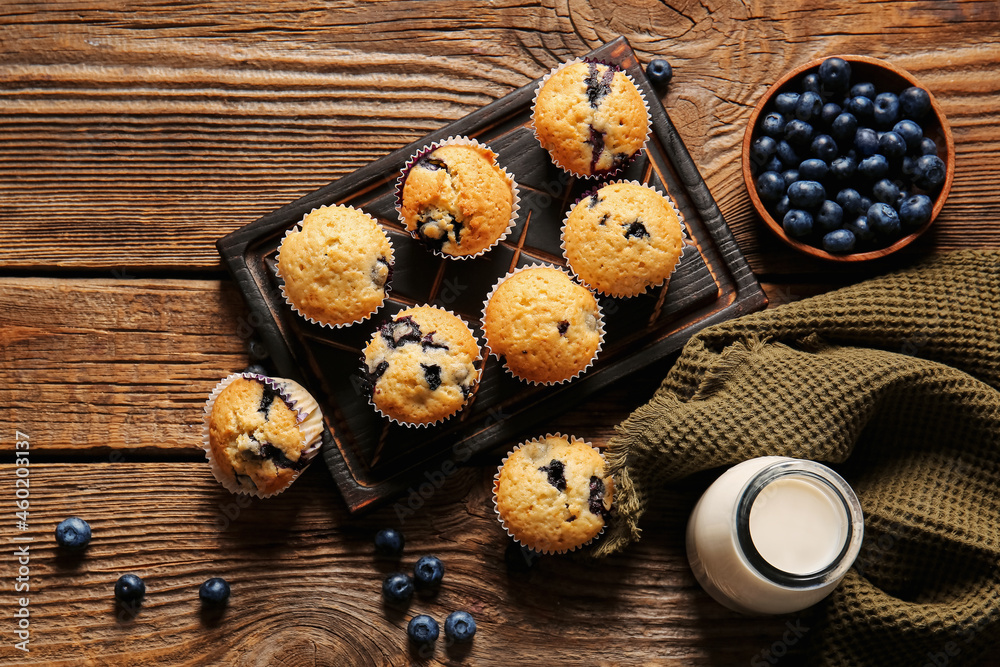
686;456;864;615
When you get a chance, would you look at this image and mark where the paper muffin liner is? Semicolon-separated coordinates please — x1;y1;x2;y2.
394;135;521;261
360;305;484;428
202;372;325;498
275;204;394;329
530;58;651;180
480;263;605;386
492;433;611;556
559;179;688;298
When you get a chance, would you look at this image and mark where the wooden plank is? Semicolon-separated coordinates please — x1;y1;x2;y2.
0;462;800;665
0;5;997;271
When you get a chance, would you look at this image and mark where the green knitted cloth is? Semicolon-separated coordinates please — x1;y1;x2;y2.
594;250;1000;665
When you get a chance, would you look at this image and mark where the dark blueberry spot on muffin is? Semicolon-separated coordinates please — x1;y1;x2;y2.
235;473;257;490
460;381;475;399
363;359;389;397
371;256;391;289
588;475;609;518
587;126;607;174
421;363;442;391
416;208;462;251
598;213;610;226
416;154;449;172
381;315;423;349
566;515;576;523
420;332;449;352
558;320;570;336
259;443;306;470
538;459;567;492
584;62;615;109
624;219;650;240
451;218;465;246
258;385;277;415
371;360;389;380
587;194;602;209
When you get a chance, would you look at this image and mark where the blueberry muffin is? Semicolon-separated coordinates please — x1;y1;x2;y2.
363;306;481;426
532;60;649;177
277;205;393;327
204;373;324;497
494;434;614;553
482;266;602;384
397;141;517;257
562;181;685;297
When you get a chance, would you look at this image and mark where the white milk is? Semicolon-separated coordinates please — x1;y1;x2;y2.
686;457;863;615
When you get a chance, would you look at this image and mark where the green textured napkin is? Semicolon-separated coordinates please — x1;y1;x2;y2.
595;250;1000;665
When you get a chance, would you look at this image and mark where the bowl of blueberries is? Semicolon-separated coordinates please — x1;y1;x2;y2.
743;55;954;261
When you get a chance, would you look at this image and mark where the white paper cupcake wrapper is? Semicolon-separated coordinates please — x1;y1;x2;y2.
275;204;394;329
394;135;521;261
480;263;605;386
530;58;651;180
360;305;484;428
202;372;325;498
492;433;611;556
559;179;688;298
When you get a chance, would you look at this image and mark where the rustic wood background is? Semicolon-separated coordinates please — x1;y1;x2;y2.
2;1;999;665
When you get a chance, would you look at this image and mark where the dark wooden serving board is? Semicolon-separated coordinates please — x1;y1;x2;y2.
216;36;767;513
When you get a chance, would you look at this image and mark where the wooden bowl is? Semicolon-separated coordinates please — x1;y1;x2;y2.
743;55;954;262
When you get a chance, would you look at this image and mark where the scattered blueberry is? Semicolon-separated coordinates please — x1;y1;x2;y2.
829;155;856;180
413;555;445;589
801;73;822;95
407;614;440;645
776;140;801;167
374;528;405;558
761;112;786;137
830;112;858;142
823;229;856;254
868;203;901;236
820;102;842;126
854;128;879;156
444;611;477;643
796;92;823;121
55;517;91;550
798;159;828;181
810;134;838;161
774;91;801;114
815;200;844;232
900;86;931;119
899;194;934;227
818;57;852;92
199;577;230;605
784;119;814;148
787;180;825;209
783;209;814;238
847;95;874;121
850;81;876;100
892;119;923;153
764;156;784;174
914;154;946;191
645;59;673;87
750;136;778;166
902;154;920;178
382;572;415;605
919;137;938;156
872;178;901;204
115;574;145;604
781;169;800;188
836;188;864;216
873;92;900;127
774;195;791;219
878;131;907;159
756;171;786;203
845;215;876;242
858;154;889;180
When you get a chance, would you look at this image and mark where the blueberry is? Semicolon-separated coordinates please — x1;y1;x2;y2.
382;572;414;605
872;178;900;204
900;86;931;119
836;188;864;216
845;215;876;242
858;154;889;180
773;195;791;219
761;112;786;137
810;134;838;161
756;171;785;203
892;119;923;153
894;189;910;210
774;92;801;114
645;59;673;86
242;363;268;376
374;528;405;558
776;140;801;167
830;112;858;143
873;92;900;127
115;574;145;604
823;229;856;254
818;57;852;92
801;73;822;94
820;102;842;126
850;82;876;100
444;610;477;643
750;136;778;166
847;96;874;121
902;155;920;178
199;577;230;605
782;209;814;238
868;203;901;237
786;180;825;209
413;555;445;588
899;194;934;227
764;156;784;174
854;127;879;156
784;119;813;148
798;159;828;181
830;155;856;180
781;169;799;188
858;195;874;215
878;131;907;160
796;92;823;121
407;614;440;645
55;517;91;550
919;137;938;156
815;200;844;232
914;155;947;191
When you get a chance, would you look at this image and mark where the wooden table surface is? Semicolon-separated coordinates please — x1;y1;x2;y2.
2;2;999;665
